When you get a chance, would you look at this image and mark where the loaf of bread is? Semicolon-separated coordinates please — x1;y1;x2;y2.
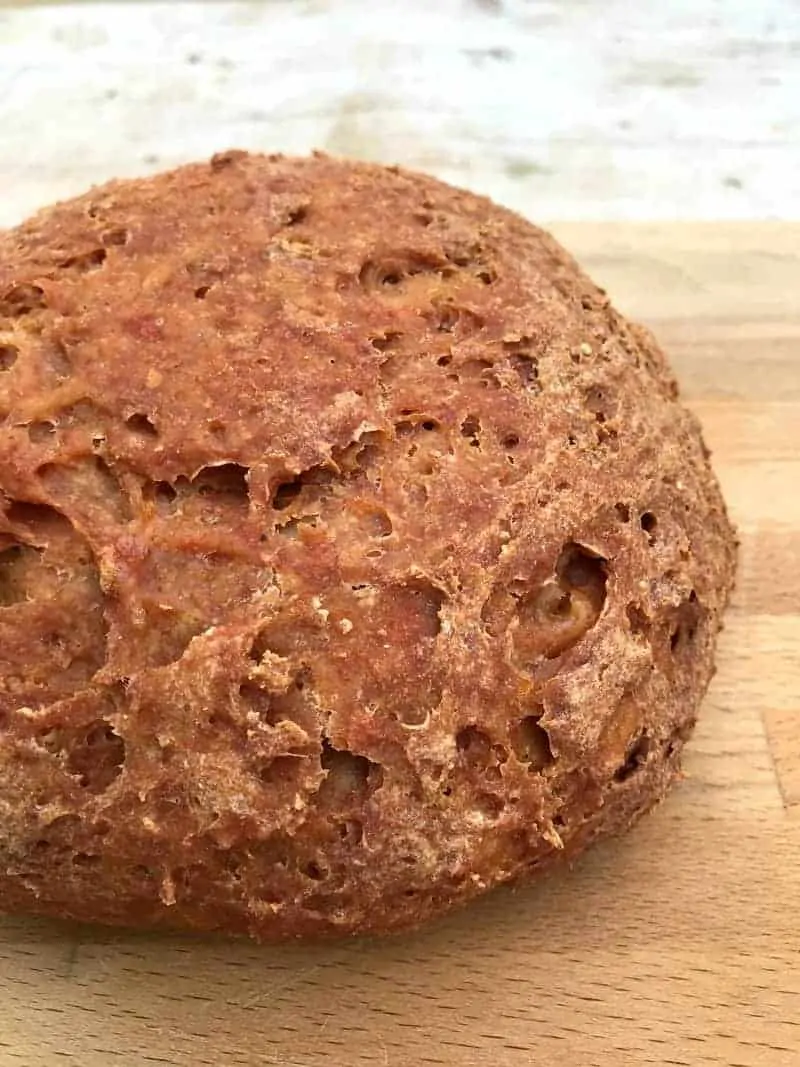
0;152;736;939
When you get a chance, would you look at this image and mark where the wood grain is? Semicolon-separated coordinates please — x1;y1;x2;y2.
1;223;798;1066
764;709;800;808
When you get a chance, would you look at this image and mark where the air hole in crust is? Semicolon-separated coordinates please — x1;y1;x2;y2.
510;714;553;770
456;725;492;764
557;543;607;594
272;479;303;510
504;338;540;392
28;421;57;443
59;248;107;274
257;754;304;786
640;512;657;544
336;819;364;845
72;852;100;868
614;732;650;782
265;670;315;731
668;592;703;656
627;603;649;636
193;463;249;500
141;465;250;518
460;414;481;446
126;412;159;437
509;353;539;390
238;681;271;719
43;339;72;381
370;332;402;352
358;253;449;293
0;543;44;606
270;445;382;517
458;357;499;390
475;793;505;819
366;506;393;538
0;344;18;372
665;723;692;760
247;620;311;662
319;739;383;802
101;227;129;247
5;500;64;528
399;580;446;640
430;301;485;335
285;204;308;226
584;384;617;423
39;717;125;793
508;544;607;665
150;482;178;512
435;305;460;333
0;283;47;317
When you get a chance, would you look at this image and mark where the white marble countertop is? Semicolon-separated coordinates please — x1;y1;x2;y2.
0;0;799;226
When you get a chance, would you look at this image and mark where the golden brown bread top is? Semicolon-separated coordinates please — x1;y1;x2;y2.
0;152;736;939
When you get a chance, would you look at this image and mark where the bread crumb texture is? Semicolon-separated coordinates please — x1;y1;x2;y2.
0;152;736;939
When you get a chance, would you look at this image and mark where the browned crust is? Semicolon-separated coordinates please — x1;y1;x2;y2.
0;151;736;939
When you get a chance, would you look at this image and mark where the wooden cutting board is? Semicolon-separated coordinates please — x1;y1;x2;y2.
1;223;798;1067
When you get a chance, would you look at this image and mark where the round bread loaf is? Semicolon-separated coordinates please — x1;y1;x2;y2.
0;152;735;939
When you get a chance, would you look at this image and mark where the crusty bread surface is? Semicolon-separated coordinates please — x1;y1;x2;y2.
0;152;736;939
